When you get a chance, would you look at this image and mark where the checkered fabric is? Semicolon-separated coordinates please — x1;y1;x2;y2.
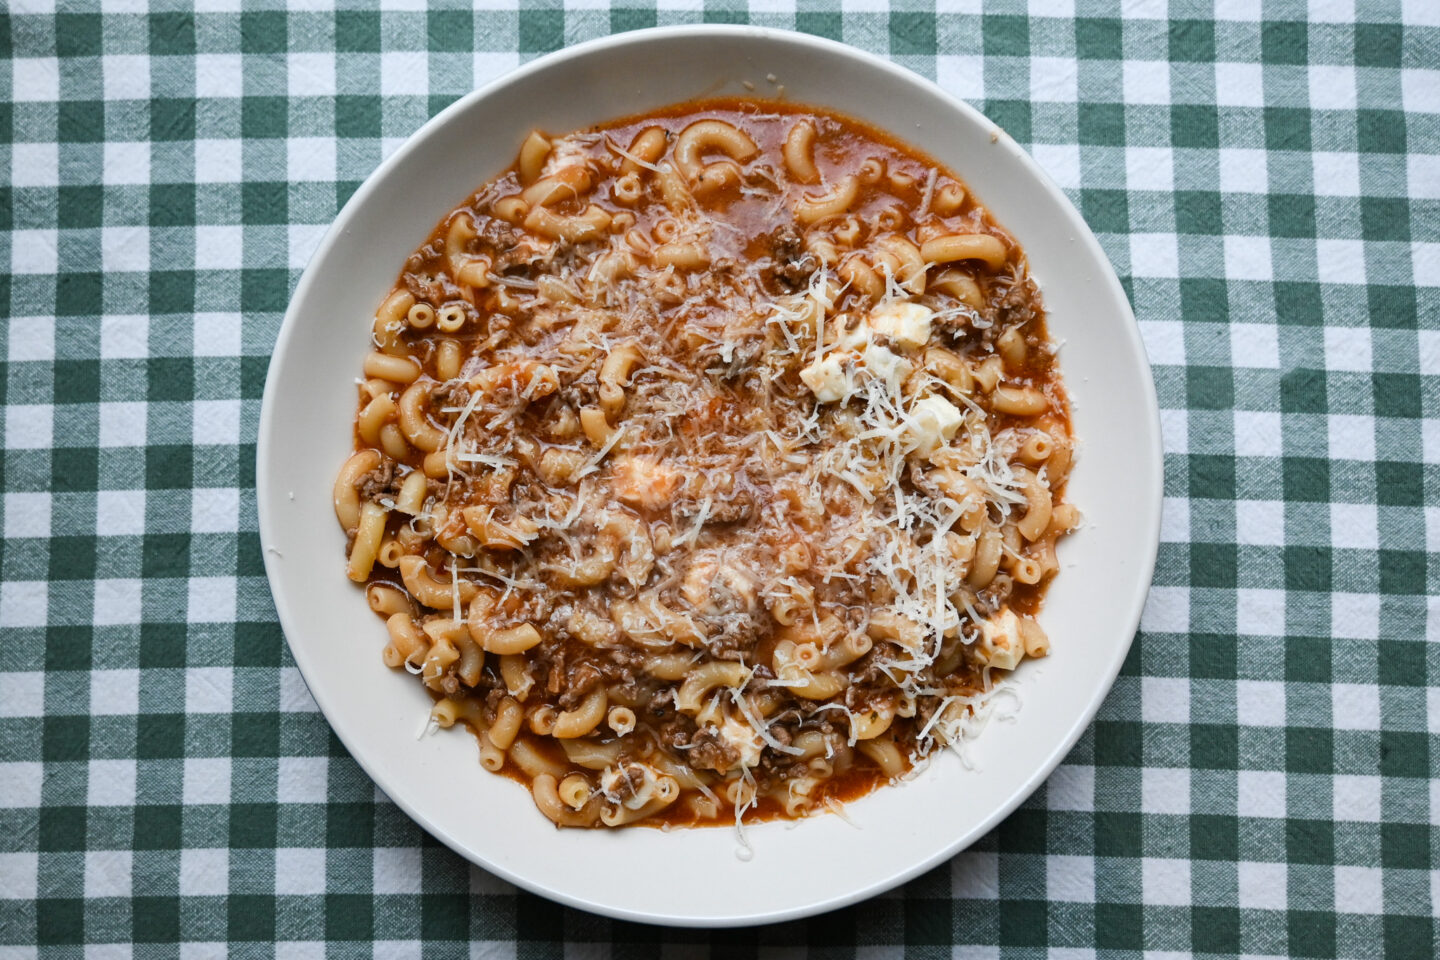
1;0;1436;954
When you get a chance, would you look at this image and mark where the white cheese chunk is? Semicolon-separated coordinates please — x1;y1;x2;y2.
868;300;933;351
978;609;1024;671
717;713;765;770
799;354;849;403
860;342;913;390
906;395;963;453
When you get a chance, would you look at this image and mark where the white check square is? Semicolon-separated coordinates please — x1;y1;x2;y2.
287;137;336;182
1334;865;1384;914
1030;56;1077;103
1142;857;1191;906
1238;861;1287;909
85;850;133;899
1138;319;1186;366
195;139;243;183
1308;64;1357;110
12;57;60;102
277;756;328;803
7;316;55;362
1142;767;1191;815
194;226;243;271
100;314;150;360
1219;148;1268;194
195;54;243;98
96;490;146;536
1331;591;1380;641
1237;770;1286;818
179;848;229;896
192;487;240;534
93;579;142;627
88;758;137;807
102;142;151;186
288;52;337;97
1142;677;1190;724
4;492;51;539
10;230;58;275
1224;234;1273;281
193;399;241;446
276;848;328;895
1328;415;1375;462
1329;503;1377;550
1030;143;1081;189
103;55;151;100
1333;774;1381;822
1141;586;1189;633
11;144;59;188
1314;151;1361;197
187;577;237;624
98;402;148;448
1046;855;1094;902
1331;683;1380;731
193;313;243;357
0;673;43;718
185;668;233;714
1236;680;1286;728
1123;60;1170;104
1230;323;1279;369
1402;68;1440;114
1215;62;1264;106
90;669;140;715
0;580;48;628
373;846;423;895
0;853;38;900
380;51;430;96
1234;411;1282;458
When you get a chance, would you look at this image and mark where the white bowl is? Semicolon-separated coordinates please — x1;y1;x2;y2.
257;25;1161;926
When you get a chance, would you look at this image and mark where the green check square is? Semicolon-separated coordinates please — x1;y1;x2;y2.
51;448;99;494
982;15;1027;57
1354;24;1402;68
796;12;841;41
518;9;564;54
997;900;1045;947
890;12;936;56
55;13;102;58
326;894;374;941
151;98;197;141
58;185;102;228
241;11;287;55
1288;911;1336;959
228;895;276;942
1261;22;1307;66
133;896;182;943
149;12;195;56
1075;17;1122;60
1368;285;1417;329
1168;20;1215;63
36;899;86;946
1171;105;1219;148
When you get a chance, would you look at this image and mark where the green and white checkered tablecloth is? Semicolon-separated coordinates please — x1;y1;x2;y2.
1;0;1436;954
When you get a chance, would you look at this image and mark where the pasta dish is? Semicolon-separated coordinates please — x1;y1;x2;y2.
333;99;1076;831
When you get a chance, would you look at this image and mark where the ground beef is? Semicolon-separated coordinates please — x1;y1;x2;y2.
356;460;398;502
557;659;603;710
992;275;1039;329
687;728;741;773
762;225;817;292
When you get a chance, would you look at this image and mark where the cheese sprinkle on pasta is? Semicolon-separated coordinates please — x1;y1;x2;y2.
334;99;1077;829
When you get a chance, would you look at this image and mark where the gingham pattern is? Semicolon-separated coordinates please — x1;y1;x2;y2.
1;0;1436;954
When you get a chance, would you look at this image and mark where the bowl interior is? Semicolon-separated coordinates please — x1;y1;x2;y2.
258;26;1161;926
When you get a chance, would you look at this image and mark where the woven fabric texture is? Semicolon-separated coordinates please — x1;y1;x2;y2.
1;0;1436;955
